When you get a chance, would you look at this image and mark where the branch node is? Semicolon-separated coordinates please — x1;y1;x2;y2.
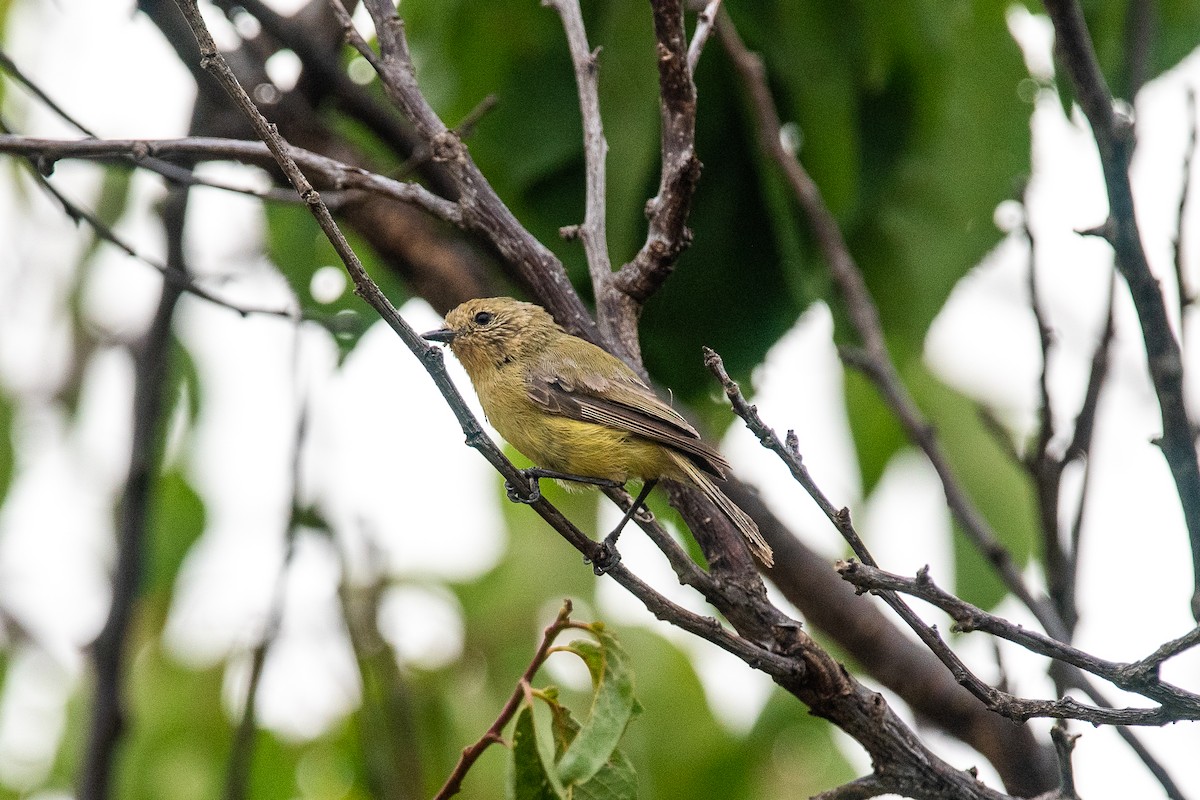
1077;218;1116;242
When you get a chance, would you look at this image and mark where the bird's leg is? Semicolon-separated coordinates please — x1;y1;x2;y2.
591;480;658;575
504;467;624;504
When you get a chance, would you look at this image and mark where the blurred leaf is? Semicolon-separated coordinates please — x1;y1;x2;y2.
510;703;567;800
148;470;205;598
842;364;907;493
263;202;406;359
1079;0;1200;100
556;624;638;786
907;363;1036;610
116;609;232;800
168;335;201;425
0;391;12;503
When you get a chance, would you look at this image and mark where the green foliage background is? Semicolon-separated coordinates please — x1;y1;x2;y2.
1;1;1199;799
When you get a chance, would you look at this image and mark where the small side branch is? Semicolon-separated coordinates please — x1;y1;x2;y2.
1048;721;1082;800
686;0;723;75
432;601;578;800
1173;88;1197;336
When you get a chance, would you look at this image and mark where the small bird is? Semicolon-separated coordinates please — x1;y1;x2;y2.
422;297;773;567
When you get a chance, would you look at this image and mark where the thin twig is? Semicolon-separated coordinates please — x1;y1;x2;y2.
708;346;1200;731
1049;720;1082;800
1;148;294;320
1024;207;1078;639
1072;678;1190;800
0;52;308;205
610;0;703;331
1173;88;1197;338
332;0;600;341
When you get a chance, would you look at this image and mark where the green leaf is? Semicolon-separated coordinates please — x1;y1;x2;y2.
510;704;567;800
555;624;638;787
263;203;404;360
546;696;638;800
1079;0;1200;100
843;364;908;494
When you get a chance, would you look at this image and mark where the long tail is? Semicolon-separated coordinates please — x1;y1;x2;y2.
668;453;774;567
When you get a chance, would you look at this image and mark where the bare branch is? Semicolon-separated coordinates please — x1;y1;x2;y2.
1048;720;1082;800
0;134;461;223
3;154;295;320
544;0;612;306
611;0;702;315
1173;88;1197;333
1023;207;1080;640
79;185;189;800
1042;0;1200;619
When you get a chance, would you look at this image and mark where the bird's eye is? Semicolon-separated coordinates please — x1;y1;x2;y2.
474;311;494;325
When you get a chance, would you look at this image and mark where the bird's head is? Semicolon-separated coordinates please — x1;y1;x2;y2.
423;297;562;375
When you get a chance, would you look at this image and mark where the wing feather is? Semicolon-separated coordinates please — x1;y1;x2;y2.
524;339;730;477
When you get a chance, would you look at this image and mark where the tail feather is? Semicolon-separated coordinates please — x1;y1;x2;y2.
669;453;774;567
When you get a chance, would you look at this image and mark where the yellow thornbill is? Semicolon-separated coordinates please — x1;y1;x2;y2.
422;297;773;568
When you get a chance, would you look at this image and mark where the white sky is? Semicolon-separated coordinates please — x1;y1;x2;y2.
0;1;1198;798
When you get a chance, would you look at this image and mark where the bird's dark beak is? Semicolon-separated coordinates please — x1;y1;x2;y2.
422;327;456;344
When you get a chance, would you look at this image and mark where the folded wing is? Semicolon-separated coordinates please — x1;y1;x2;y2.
524;339;730;478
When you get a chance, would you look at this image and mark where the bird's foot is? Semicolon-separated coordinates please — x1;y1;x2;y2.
504;470;542;504
588;536;622;575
